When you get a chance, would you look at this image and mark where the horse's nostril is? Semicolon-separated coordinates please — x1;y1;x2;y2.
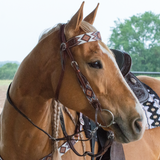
133;118;143;134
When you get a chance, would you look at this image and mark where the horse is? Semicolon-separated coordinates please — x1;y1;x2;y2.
123;76;160;160
0;2;146;160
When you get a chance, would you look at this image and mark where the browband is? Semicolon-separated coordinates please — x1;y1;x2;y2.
61;31;102;51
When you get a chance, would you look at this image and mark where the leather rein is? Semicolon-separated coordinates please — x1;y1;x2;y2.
6;24;114;158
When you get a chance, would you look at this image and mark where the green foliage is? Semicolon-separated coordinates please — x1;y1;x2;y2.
0;63;19;80
0;61;19;68
108;11;160;71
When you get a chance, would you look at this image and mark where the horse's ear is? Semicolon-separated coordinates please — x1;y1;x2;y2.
83;3;99;25
65;2;84;38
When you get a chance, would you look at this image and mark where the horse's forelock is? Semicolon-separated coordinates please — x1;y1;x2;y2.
80;21;113;56
80;21;97;33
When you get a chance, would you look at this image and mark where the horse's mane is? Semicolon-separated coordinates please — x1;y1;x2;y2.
38;23;61;42
80;21;97;32
38;21;97;42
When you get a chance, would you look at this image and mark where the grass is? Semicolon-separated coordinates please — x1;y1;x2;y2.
0;80;12;86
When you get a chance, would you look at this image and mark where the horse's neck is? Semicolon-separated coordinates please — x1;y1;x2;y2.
0;93;53;159
3;29;61;132
7;27;61;118
11;28;61;101
0;29;62;159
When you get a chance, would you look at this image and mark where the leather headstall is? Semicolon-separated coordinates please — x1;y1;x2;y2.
56;24;102;125
55;24;114;158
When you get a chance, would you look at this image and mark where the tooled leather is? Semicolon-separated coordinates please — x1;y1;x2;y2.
125;72;149;103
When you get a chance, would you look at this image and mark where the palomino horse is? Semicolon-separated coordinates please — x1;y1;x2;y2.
123;76;160;160
0;2;146;160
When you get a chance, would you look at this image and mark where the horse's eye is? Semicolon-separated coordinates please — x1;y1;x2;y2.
88;60;103;69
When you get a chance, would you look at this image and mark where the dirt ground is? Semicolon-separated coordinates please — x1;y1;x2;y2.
0;85;7;113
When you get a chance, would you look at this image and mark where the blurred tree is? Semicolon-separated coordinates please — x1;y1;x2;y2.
0;63;19;79
108;11;160;71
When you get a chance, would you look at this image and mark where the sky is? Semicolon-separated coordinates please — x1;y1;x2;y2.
1;0;160;62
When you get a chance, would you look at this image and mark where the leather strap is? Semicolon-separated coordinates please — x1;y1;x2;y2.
90;120;97;160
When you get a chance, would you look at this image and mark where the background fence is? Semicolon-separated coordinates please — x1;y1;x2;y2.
132;71;160;77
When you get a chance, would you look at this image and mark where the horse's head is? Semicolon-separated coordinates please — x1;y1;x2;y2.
52;2;146;143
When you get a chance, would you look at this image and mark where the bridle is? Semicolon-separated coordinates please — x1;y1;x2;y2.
6;24;115;158
55;24;115;157
56;24;115;127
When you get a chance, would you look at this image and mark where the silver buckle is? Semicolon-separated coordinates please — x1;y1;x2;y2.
60;42;66;51
71;61;78;68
